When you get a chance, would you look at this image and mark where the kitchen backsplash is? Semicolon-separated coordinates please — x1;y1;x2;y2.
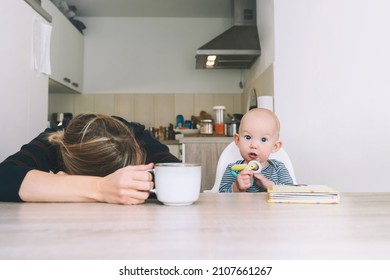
49;93;243;128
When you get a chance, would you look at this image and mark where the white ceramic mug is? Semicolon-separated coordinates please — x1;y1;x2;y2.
150;163;201;206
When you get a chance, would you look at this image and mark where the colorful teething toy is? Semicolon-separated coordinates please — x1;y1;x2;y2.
230;160;261;178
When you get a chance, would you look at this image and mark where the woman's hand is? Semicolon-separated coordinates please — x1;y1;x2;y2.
97;163;154;205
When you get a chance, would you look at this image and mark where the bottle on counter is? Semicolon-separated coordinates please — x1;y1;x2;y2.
168;123;175;140
176;114;184;128
213;106;226;135
184;120;192;129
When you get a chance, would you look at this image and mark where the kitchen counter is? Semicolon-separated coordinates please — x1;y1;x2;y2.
161;137;232;164
179;135;232;144
181;133;232;137
180;136;233;191
161;134;231;145
160;140;180;145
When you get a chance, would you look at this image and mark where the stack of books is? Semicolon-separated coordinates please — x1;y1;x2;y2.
267;184;340;204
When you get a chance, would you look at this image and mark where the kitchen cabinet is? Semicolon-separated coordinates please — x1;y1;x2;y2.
180;137;232;191
42;0;84;93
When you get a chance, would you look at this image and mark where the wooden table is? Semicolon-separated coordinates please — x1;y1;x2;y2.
1;193;390;260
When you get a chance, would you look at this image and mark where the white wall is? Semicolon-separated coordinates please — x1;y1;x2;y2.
273;0;390;191
81;17;243;94
0;0;49;161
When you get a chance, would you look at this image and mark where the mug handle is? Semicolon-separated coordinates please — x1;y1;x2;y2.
146;169;156;193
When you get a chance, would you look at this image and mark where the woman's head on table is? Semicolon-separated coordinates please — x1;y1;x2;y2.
48;113;146;176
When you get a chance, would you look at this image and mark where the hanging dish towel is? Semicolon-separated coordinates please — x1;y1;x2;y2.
33;16;52;75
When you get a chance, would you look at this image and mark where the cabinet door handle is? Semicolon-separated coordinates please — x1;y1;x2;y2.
63;77;71;83
71;82;79;88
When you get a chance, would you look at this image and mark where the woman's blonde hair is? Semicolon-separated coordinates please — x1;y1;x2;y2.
48;113;146;176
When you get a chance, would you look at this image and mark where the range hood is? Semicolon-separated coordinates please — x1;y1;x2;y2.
195;0;261;69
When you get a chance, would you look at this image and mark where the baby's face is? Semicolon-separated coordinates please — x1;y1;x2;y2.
235;110;280;166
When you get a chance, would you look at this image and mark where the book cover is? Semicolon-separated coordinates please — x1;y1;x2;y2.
267;184;340;204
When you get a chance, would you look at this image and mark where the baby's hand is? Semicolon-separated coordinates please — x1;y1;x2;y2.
233;169;253;192
253;173;275;191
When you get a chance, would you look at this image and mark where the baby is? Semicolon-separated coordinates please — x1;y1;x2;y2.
219;108;293;192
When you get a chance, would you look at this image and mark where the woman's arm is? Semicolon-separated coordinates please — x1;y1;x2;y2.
19;163;154;204
0;129;59;202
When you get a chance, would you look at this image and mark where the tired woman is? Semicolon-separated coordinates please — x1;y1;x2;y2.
0;113;180;204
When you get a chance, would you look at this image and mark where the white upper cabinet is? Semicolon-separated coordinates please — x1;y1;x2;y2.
42;0;84;93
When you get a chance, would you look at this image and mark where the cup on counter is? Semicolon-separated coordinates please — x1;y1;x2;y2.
149;163;201;206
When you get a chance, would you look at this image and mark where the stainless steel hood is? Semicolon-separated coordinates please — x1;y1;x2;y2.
195;0;261;69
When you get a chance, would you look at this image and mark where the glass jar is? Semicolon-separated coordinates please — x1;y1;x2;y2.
199;119;213;134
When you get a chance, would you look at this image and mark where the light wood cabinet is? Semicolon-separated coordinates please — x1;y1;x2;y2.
42;0;84;93
180;137;232;191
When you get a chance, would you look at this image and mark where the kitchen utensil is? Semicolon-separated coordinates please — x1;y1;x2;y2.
225;122;239;136
233;113;244;121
